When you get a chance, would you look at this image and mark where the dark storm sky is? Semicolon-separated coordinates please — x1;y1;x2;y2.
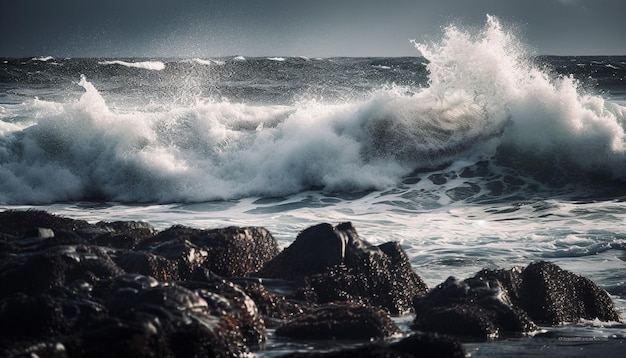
1;0;625;57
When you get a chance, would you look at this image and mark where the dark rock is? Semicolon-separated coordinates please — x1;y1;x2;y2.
93;220;156;249
476;261;620;324
0;245;124;296
0;292;105;340
0;210;92;238
140;225;279;277
0;210;155;252
412;276;537;339
260;223;428;314
275;303;399;340
283;332;466;358
150;239;208;280
95;275;260;357
180;278;268;348
1;341;69;358
413;261;620;340
114;250;179;281
234;279;305;326
258;223;347;279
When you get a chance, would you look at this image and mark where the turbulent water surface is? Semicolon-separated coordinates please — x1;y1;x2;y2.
1;16;625;356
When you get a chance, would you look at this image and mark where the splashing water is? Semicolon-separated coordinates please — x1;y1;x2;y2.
1;16;625;204
415;15;626;176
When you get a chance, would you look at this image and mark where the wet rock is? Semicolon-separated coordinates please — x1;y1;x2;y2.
0;210;92;238
93;220;156;249
275;303;399;340
233;279;305;326
412;276;536;339
412;261;620;340
93;275;260;357
114;250;179;281
283;332;466;358
150;240;207;280
475;261;620;324
259;223;428;314
258;223;347;279
180;278;267;348
0;292;105;341
1;341;69;358
0;245;124;296
140;225;279;277
0;210;155;252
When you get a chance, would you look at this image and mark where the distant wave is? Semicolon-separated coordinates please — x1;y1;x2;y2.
98;60;165;71
267;57;286;62
32;56;54;62
184;58;225;66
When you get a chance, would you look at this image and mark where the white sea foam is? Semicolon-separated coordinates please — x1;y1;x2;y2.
186;58;225;66
1;16;625;204
98;60;166;71
413;15;626;176
267;57;286;62
32;56;54;62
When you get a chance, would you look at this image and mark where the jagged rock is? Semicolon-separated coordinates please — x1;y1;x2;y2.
475;261;620;324
114;250;179;281
412;261;620;340
257;223;347;278
233;279;305;327
412;276;537;339
0;210;92;238
149;239;208;280
275;303;399;340
93;275;260;357
283;332;466;358
93;220;156;249
259;223;428;314
0;210;155;252
0;292;105;341
180;278;267;348
139;225;279;277
0;245;124;296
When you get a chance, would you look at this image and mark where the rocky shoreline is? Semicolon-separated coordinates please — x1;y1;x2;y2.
0;210;621;357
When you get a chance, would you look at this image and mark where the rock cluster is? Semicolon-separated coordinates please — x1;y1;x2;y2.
0;210;621;357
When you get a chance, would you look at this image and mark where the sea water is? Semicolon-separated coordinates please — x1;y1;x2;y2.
1;16;625;356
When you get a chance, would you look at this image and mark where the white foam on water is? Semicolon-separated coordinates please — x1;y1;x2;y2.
98;60;166;71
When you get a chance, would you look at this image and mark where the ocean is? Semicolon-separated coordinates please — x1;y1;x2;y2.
1;16;625;356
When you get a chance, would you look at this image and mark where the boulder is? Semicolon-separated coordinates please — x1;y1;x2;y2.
259;223;428;314
139;225;279;277
74;274;264;357
475;261;620;324
0;245;124;296
412;276;536;339
412;261;620;340
275;303;399;340
93;220;157;249
0;210;93;238
114;250;179;281
233;279;305;327
283;332;466;358
180;278;268;348
0;210;155;252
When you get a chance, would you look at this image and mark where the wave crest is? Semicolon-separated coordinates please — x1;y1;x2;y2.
98;60;166;71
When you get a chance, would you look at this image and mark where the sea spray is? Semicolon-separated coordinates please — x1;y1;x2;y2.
414;15;626;178
1;16;625;204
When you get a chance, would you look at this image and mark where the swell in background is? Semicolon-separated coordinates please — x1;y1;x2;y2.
1;16;625;204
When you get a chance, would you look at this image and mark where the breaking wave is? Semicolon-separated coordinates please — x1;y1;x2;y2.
1;16;625;204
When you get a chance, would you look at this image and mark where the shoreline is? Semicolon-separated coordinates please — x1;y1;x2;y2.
1;209;624;357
